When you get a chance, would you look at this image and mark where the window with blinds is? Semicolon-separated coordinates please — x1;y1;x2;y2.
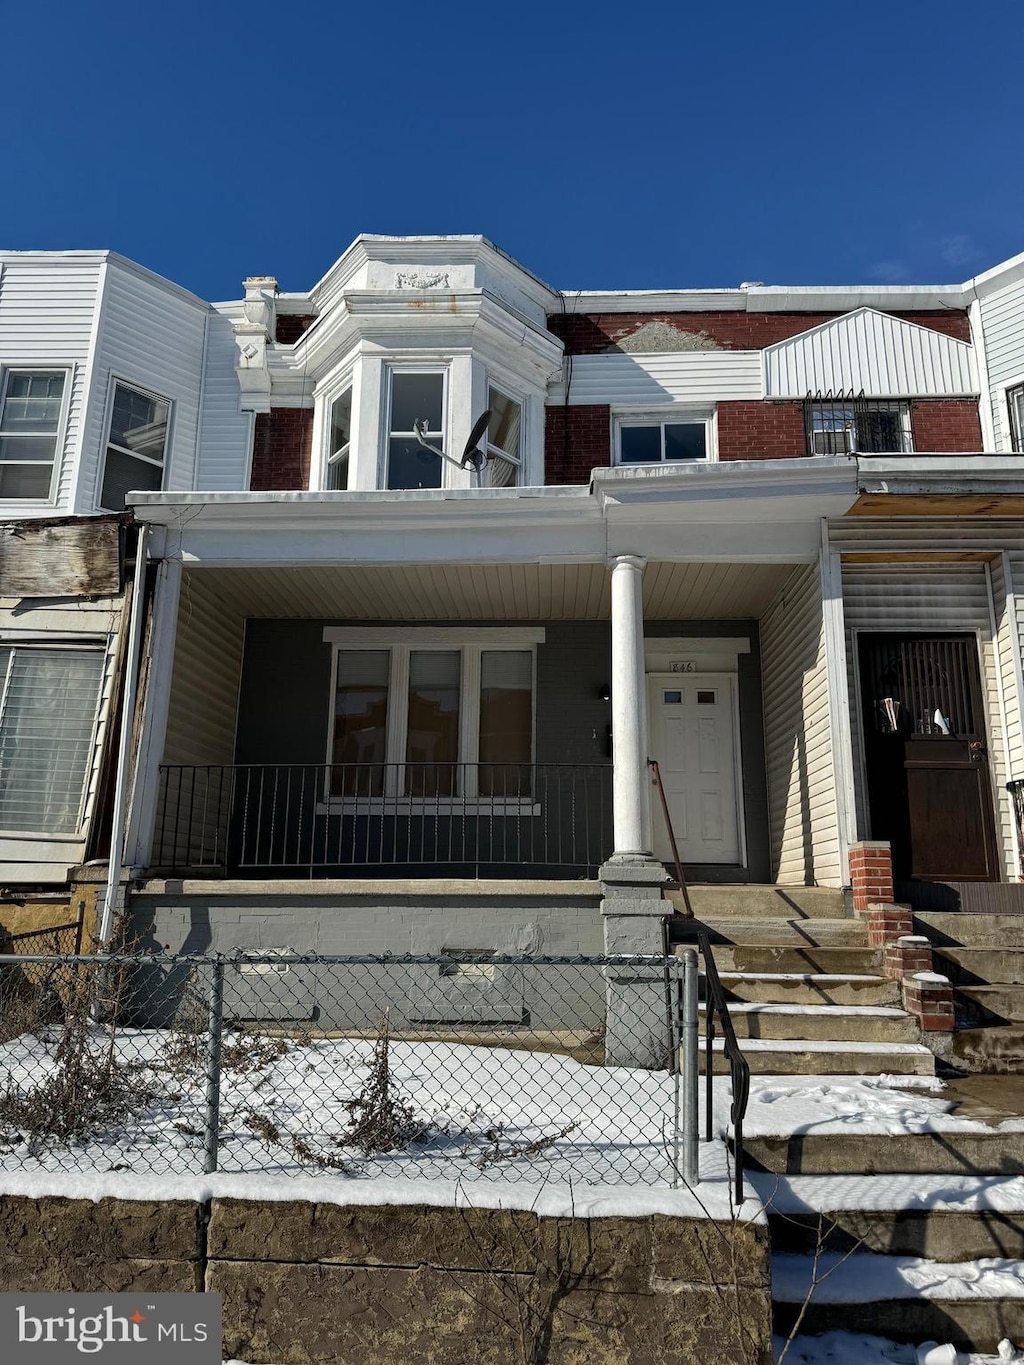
0;647;105;835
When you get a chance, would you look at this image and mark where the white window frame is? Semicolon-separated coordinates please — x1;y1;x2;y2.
613;408;716;466
321;626;544;812
484;381;525;488
1004;379;1024;454
0;367;72;504
0;641;106;840
98;377;173;511
806;400;912;456
324;383;354;490
382;365;449;491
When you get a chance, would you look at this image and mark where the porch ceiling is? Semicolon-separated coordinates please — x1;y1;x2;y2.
193;561;796;621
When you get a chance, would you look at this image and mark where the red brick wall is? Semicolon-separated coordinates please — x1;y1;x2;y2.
716;401;807;462
548;310;971;355
275;314;317;344
545;404;611;484
250;408;314;490
910;399;983;452
848;841;895;914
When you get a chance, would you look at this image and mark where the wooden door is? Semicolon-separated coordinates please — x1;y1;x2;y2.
647;673;740;864
858;634;1000;882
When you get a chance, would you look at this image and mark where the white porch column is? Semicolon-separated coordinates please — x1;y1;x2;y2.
610;554;651;856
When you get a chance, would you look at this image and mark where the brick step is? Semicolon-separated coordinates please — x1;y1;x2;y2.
667;885;846;919
702;944;882;975
744;1129;1024;1176
914;911;1024;948
702;1037;933;1077
699;1001;918;1044
672;917;869;948
771;1251;1024;1353
716;970;901;1008
931;947;1024;985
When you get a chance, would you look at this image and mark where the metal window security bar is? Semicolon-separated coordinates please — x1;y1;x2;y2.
0;952;708;1192
804;390;909;457
153;762;613;877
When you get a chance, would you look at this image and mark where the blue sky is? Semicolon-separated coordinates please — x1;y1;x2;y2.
4;0;1021;300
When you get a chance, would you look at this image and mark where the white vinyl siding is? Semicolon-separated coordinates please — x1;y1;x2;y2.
0;254;103;513
194;309;254;491
838;553;1015;879
978;274;1024;451
549;350;762;406
78;259;208;511
760;559;842;887
765;308;977;398
161;572;246;767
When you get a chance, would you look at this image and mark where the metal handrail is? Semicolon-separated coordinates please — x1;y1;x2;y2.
649;757;750;1205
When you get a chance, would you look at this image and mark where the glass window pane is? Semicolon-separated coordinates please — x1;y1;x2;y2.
407;651;460;795
856;409;903;453
0;647;104;834
0;435;58;463
479;651;532;796
326;451;349;491
100;447;164;510
330;388;352;456
390;373;443;434
1;374;64;433
664;423;707;461
486;453;518;488
0;463;53;499
619;426;661;463
388;437;443;491
332;651;389;796
109;384;170;462
487;388;521;459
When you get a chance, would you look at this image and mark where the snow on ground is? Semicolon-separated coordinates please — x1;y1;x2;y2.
772;1333;1010;1364
774;1254;1024;1303
751;1171;1024;1215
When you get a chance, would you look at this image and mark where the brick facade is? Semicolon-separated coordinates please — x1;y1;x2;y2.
275;314;318;344
547;310;971;356
910;398;983;452
250;408;314;491
848;841;895;913
716;401;807;462
545;404;611;484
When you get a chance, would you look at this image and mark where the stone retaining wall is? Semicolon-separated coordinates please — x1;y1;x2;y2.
0;1195;771;1364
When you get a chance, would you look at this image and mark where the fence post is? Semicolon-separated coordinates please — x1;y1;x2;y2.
203;958;225;1175
679;947;699;1187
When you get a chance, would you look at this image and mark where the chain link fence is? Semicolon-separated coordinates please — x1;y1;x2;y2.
0;952;697;1189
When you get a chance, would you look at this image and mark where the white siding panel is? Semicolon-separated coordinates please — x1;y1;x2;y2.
550;350;763;406
979;276;1024;450
0;256;103;515
161;572;245;766
765;308;977;398
195;310;253;490
760;560;842;887
79;261;208;512
839;559;1015;877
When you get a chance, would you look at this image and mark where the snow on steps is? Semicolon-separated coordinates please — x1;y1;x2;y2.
699;1000;918;1044
703;1037;934;1076
772;1251;1024;1353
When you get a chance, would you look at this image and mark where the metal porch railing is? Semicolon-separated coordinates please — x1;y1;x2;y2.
153;762;613;878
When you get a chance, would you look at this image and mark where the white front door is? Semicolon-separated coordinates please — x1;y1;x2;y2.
647;673;740;864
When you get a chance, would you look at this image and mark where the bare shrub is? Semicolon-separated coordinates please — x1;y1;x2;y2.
342;1009;426;1155
240;1105;351;1172
476;1121;578;1169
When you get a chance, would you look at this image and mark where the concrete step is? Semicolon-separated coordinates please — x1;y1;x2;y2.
716;970;901;1008
957;985;1024;1024
702;1037;933;1077
744;1129;1024;1176
756;1172;1024;1259
674;917;869;947
952;1025;1024;1074
700;1001;919;1044
667;884;847;919
930;946;1024;986
703;944;882;975
771;1250;1024;1353
914;911;1024;948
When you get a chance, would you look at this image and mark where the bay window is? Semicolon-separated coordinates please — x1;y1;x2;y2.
485;387;523;487
324;629;541;802
0;371;67;500
386;371;445;490
326;386;352;489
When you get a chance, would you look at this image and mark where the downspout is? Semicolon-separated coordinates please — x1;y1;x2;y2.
98;523;150;946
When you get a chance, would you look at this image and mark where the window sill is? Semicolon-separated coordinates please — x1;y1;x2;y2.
316;799;542;817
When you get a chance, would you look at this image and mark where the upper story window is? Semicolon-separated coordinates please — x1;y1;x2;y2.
1008;384;1024;454
386;371;445;490
326;387;352;490
616;412;711;465
100;381;171;510
804;393;911;456
0;371;66;500
485;387;523;487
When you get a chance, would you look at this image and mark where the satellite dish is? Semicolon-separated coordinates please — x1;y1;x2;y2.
413;409;493;479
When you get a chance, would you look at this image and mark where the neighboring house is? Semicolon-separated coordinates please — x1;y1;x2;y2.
3;236;1024;958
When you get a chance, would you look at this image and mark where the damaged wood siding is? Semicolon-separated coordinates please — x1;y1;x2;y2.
0;254;104;514
0;520;121;598
760;559;841;887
